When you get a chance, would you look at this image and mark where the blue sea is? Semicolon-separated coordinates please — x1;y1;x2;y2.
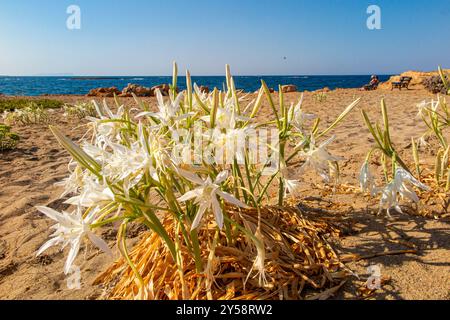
0;75;391;96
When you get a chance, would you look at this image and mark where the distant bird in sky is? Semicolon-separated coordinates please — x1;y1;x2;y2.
283;56;287;60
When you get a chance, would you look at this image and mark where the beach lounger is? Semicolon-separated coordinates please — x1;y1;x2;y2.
391;76;412;90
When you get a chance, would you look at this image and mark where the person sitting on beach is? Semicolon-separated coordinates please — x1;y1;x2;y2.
361;75;379;91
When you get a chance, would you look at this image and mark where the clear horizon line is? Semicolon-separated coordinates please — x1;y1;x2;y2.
1;73;397;77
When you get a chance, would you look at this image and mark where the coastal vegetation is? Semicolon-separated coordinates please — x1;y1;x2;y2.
3;102;51;125
0;124;19;151
63;102;97;119
0;98;63;113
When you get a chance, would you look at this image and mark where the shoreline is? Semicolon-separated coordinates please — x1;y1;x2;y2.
0;86;435;100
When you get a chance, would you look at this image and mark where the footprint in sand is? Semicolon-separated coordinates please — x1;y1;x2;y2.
347;132;359;138
5;179;33;187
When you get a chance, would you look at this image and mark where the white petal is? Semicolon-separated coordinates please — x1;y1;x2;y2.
64;237;81;275
36;206;75;227
36;206;64;222
87;232;113;256
214;171;229;184
217;190;248;208
319;135;336;148
191;202;208;231
36;237;61;256
102;188;115;200
135;112;157;119
178;189;202;202
394;205;403;214
211;195;224;229
177;168;204;185
64;196;82;206
173;92;184;109
399;185;419;203
156;90;165;109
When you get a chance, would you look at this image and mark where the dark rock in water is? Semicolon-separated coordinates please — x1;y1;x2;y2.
121;83;154;97
87;86;121;97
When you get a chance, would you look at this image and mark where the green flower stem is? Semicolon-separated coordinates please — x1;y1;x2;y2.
118;221;145;294
261;80;281;128
190;229;203;273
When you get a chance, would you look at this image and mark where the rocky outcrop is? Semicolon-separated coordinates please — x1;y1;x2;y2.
281;85;297;93
120;84;154;97
87;83;176;98
378;70;450;90
87;87;121;97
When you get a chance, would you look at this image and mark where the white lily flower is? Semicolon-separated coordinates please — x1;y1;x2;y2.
65;177;114;207
278;167;301;199
55;162;86;198
288;95;317;131
193;83;212;102
208;128;249;164
416;100;430;118
379;167;429;216
82;142;112;164
135;89;190;127
103;141;146;177
300;136;343;182
359;161;378;197
284;179;301;199
201;106;250;130
36;206;112;274
86;100;126;142
177;170;248;230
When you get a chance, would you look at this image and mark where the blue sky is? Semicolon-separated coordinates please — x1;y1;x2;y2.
0;0;449;76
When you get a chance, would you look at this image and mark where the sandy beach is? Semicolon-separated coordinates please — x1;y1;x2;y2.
0;86;448;300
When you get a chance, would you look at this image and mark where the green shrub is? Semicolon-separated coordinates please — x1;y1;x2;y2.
0;98;63;113
313;92;328;103
0;124;20;151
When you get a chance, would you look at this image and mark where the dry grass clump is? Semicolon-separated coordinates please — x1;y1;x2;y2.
414;168;450;218
95;206;348;300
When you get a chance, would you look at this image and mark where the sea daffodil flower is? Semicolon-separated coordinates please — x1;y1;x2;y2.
135;89;191;127
299;135;343;182
177;170;248;230
36;206;112;274
379;167;429;216
287;95;317;131
359;161;378;197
